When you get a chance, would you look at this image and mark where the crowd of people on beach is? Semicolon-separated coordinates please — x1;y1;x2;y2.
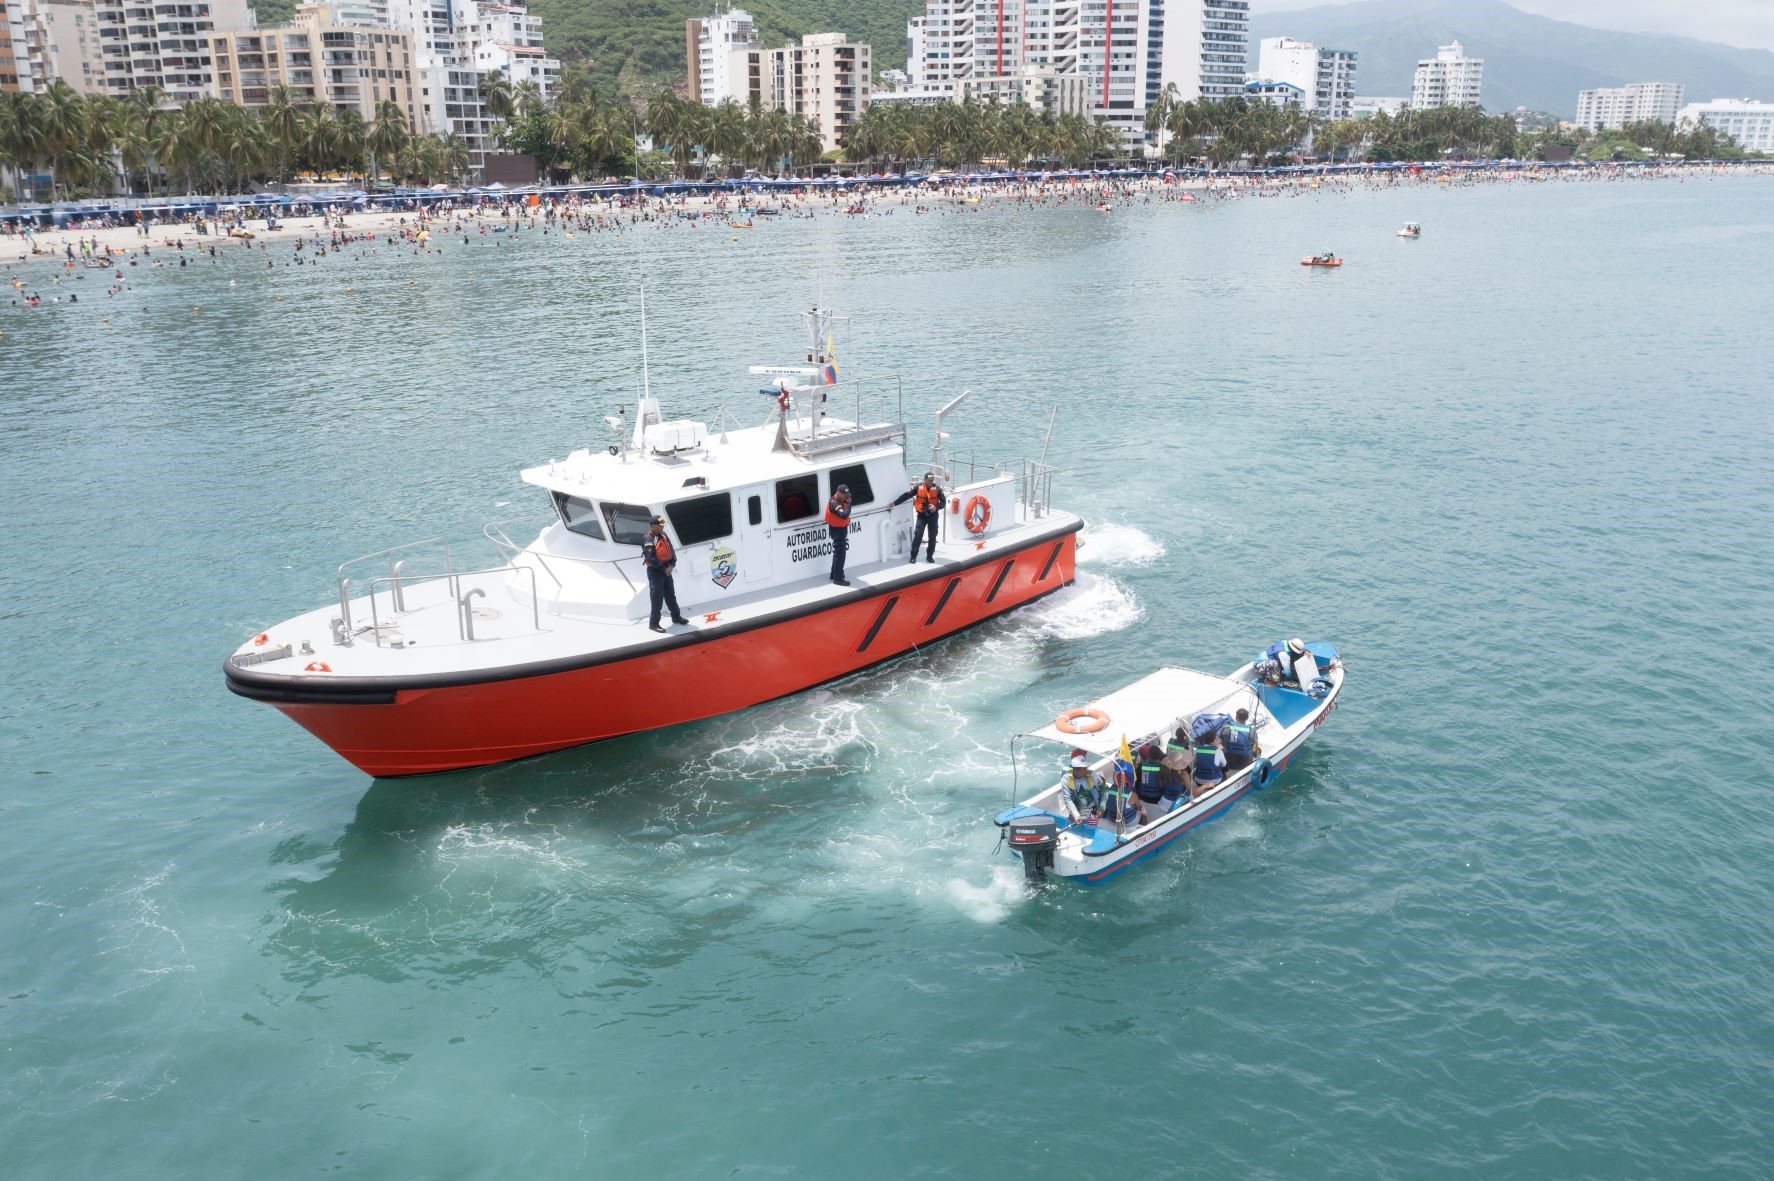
6;161;1771;312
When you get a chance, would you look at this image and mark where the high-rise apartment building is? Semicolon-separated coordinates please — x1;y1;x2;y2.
1253;36;1355;119
904;15;926;89
41;0;105;93
1575;82;1684;131
92;0;253;102
686;7;757;106
766;32;868;153
1676;98;1774;152
210;4;417;127
1410;40;1482;110
467;1;557;102
1162;0;1250;102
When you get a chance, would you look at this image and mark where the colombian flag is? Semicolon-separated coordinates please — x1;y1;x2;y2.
1114;734;1136;786
823;332;840;385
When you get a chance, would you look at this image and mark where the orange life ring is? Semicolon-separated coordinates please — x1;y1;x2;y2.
304;661;332;673
963;495;991;535
1054;707;1108;734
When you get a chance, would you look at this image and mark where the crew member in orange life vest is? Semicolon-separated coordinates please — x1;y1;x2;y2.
641;515;690;633
825;484;853;586
892;471;945;563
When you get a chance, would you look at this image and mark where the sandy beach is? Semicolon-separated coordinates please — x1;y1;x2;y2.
7;162;1770;300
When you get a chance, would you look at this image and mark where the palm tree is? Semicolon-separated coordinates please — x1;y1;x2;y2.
439;132;471;185
261;85;304;184
367;99;409;187
513;79;543;120
36;81;88;200
1146;82;1179;161
480;71;515;124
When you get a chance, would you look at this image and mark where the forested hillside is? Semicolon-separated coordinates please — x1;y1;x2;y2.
526;0;923;95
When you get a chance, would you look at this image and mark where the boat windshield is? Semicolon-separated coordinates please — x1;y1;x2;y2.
601;502;653;546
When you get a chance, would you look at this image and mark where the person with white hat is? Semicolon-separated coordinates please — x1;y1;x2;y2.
1060;750;1105;821
1258;637;1310;686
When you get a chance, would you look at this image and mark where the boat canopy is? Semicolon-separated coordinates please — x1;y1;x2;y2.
1029;667;1251;755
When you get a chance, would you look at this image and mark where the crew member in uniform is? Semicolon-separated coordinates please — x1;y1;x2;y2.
825;484;853;586
891;471;945;563
641;516;690;633
1220;709;1258;773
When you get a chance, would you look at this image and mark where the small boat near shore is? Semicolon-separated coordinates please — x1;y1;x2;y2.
1397;221;1421;238
1301;253;1342;267
995;642;1345;884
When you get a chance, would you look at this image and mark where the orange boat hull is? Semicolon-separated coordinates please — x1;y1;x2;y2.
233;528;1079;777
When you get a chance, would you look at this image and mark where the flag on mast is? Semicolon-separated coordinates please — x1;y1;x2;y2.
822;331;839;385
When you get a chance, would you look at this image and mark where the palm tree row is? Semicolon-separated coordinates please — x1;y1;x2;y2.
1;80;471;202
846;98;1124;171
643;90;826;175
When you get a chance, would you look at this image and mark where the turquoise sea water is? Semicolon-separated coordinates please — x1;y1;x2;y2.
5;175;1774;1177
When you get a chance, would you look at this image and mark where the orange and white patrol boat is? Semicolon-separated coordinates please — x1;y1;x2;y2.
224;308;1081;777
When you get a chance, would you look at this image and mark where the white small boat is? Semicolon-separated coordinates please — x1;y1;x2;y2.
995;643;1345;884
1397;221;1421;238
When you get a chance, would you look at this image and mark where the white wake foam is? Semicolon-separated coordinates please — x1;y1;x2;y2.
1026;571;1143;641
1077;522;1166;568
942;864;1031;923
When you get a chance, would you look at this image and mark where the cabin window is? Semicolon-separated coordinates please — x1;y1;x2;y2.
552;492;607;541
667;492;733;545
776;474;818;523
748;495;762;526
829;463;875;505
601;501;653;546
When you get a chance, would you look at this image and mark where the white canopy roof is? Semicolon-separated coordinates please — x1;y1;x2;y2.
1029;667;1253;755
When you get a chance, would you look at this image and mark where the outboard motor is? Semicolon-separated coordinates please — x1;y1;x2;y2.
1008;814;1059;882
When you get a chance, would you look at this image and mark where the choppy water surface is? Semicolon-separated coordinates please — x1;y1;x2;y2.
5;176;1774;1177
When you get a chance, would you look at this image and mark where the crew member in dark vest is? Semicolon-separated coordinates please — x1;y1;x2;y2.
1193;732;1227;791
1220;709;1257;773
1134;741;1170;818
641;516;689;633
825;484;853;586
891;471;945;563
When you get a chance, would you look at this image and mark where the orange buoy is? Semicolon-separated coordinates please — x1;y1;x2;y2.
1054;707;1109;734
963;495;992;534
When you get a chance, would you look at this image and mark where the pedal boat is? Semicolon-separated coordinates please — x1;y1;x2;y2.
995;644;1344;884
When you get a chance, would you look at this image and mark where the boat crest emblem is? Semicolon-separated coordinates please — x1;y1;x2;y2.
711;546;738;589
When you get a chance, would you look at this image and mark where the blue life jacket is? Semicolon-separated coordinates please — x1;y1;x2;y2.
1194;745;1224;782
1101;784;1140;823
1135;761;1164;802
1221;722;1254;758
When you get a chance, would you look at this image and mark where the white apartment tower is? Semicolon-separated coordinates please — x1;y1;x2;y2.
766;31;868;153
686;7;758;106
1254;36;1356;119
905;14;926;89
1162;0;1250;102
90;0;253;102
1411;40;1482;110
466;1;557;102
1676;98;1774;153
1575;82;1685;132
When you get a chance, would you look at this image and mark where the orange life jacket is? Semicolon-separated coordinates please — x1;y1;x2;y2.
824;498;849;529
914;484;943;514
647;533;674;565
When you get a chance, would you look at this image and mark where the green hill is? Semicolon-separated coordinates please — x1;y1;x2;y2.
525;0;924;95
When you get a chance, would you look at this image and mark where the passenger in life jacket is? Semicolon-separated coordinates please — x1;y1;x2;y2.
1258;638;1309;686
641;516;690;633
1193;732;1227;790
1133;741;1170;818
825;484;853;586
1061;753;1106;820
891;471;945;564
1100;765;1147;831
1161;726;1196;804
1220;709;1258;773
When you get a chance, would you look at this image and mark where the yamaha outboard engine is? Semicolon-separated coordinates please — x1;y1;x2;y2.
1008;814;1059;882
